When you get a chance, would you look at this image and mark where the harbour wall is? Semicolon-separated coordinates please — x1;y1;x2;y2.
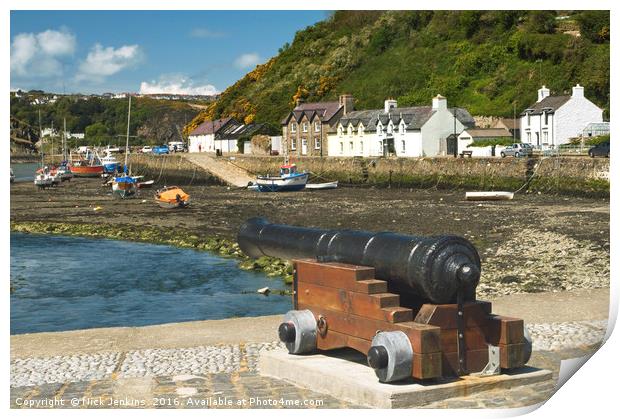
130;154;609;197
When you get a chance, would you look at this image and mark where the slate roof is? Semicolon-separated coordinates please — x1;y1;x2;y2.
217;123;272;140
462;128;512;138
337;106;475;131
521;95;571;116
189;117;236;136
494;118;520;130
281;101;342;125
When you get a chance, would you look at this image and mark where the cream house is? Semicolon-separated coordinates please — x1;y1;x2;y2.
327;96;474;157
520;85;603;148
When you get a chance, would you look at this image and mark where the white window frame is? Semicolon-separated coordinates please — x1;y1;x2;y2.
291;122;297;133
339;142;344;154
314;137;321;149
401;140;406;153
291;138;297;150
349;141;354;152
302;122;308;133
347;125;353;136
358;126;364;136
338;126;344;136
314;122;321;133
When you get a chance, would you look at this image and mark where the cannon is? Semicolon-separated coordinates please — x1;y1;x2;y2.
238;218;532;383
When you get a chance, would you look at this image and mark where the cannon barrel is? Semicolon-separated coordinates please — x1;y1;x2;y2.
237;218;481;304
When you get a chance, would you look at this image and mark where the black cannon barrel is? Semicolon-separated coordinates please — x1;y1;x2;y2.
237;218;481;304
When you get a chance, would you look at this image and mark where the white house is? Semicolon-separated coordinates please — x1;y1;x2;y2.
457;128;512;157
520;85;603;148
327;96;475;157
187;117;235;153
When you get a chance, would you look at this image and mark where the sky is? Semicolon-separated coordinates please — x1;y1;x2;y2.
10;10;328;95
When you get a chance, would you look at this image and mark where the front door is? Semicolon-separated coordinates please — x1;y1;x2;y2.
302;139;308;155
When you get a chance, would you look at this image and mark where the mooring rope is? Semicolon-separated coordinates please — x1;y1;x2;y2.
513;157;548;194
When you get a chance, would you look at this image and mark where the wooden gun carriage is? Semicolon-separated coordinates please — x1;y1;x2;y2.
238;218;532;383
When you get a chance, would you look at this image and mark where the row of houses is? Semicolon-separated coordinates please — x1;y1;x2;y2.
188;84;606;158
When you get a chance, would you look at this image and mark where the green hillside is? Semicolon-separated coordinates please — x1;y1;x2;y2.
186;10;609;133
11;94;201;148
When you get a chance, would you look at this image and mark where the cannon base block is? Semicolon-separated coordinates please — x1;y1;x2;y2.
293;259;528;380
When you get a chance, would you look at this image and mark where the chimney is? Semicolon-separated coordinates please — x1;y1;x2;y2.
572;84;584;98
384;98;397;113
339;94;354;115
432;94;447;111
537;85;550;102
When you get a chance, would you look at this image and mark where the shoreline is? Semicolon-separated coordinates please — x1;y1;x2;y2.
10;221;294;284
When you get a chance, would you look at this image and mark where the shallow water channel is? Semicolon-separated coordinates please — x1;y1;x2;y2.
10;232;291;334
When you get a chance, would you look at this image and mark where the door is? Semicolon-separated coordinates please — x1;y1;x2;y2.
302;139;308;155
447;135;457;157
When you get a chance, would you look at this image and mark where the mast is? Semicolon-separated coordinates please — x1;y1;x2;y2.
38;109;43;167
124;95;131;171
63;117;67;162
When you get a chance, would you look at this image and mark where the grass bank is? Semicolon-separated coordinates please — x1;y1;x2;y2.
10;221;293;285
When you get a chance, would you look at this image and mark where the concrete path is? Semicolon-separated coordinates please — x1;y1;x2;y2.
182;153;253;187
11;288;609;359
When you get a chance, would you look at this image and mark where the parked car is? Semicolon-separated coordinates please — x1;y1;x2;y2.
152;145;170;155
168;141;186;152
141;146;153;154
500;143;534;158
588;141;609;158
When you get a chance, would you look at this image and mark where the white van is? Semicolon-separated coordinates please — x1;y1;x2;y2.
168;141;186;152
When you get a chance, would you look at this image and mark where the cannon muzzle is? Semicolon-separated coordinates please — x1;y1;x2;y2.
238;218;481;304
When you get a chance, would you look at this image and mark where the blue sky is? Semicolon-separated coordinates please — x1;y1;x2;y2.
10;10;328;94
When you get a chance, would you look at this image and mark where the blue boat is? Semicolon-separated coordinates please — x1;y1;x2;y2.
255;164;308;192
100;153;122;174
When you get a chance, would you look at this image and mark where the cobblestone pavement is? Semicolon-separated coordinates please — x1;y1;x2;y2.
10;320;608;409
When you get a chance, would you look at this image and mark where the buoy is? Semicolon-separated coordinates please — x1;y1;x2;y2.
257;287;270;295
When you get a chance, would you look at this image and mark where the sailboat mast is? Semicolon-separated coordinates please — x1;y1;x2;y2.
63;117;67;162
125;95;131;168
38;109;43;167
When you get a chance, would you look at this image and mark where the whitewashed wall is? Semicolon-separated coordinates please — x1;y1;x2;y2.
554;98;603;146
188;134;215;153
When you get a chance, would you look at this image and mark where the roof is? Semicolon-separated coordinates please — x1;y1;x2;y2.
583;122;609;130
522;95;571;115
281;101;342;125
494;118;520;130
189;117;235;136
217;123;272;140
337;106;475;131
462;128;512;138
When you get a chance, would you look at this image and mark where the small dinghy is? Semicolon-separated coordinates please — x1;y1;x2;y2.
155;186;190;209
34;172;53;189
137;180;154;189
305;181;338;190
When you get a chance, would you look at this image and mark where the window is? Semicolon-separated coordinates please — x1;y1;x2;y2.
291;138;297;150
314;138;321;149
527;132;531;142
387;124;393;134
401;140;406;153
302;122;308;133
399;123;405;135
349;141;354;152
527;113;530;126
358;126;364;136
543;131;548;143
339;142;344;154
291;122;297;133
544;112;549;125
359;140;364;154
348;125;353;136
315;122;321;132
338;126;344;136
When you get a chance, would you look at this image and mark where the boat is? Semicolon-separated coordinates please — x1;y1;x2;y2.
111;95;138;199
305;181;338;190
255;164;309;192
100;152;122;174
33;171;53;189
137;179;154;188
155;186;190;208
10;168;14;183
111;174;137;198
56;163;73;182
69;151;104;177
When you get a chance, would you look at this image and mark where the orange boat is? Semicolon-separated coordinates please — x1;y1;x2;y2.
69;161;104;177
154;186;190;209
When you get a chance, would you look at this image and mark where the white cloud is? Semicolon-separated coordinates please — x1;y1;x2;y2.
190;28;226;38
139;75;219;96
76;44;143;83
11;29;76;78
234;52;262;69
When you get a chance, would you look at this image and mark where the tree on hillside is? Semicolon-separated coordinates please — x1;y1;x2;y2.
575;11;610;43
525;11;557;34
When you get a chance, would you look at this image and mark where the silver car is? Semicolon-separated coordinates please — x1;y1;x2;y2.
501;143;534;158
